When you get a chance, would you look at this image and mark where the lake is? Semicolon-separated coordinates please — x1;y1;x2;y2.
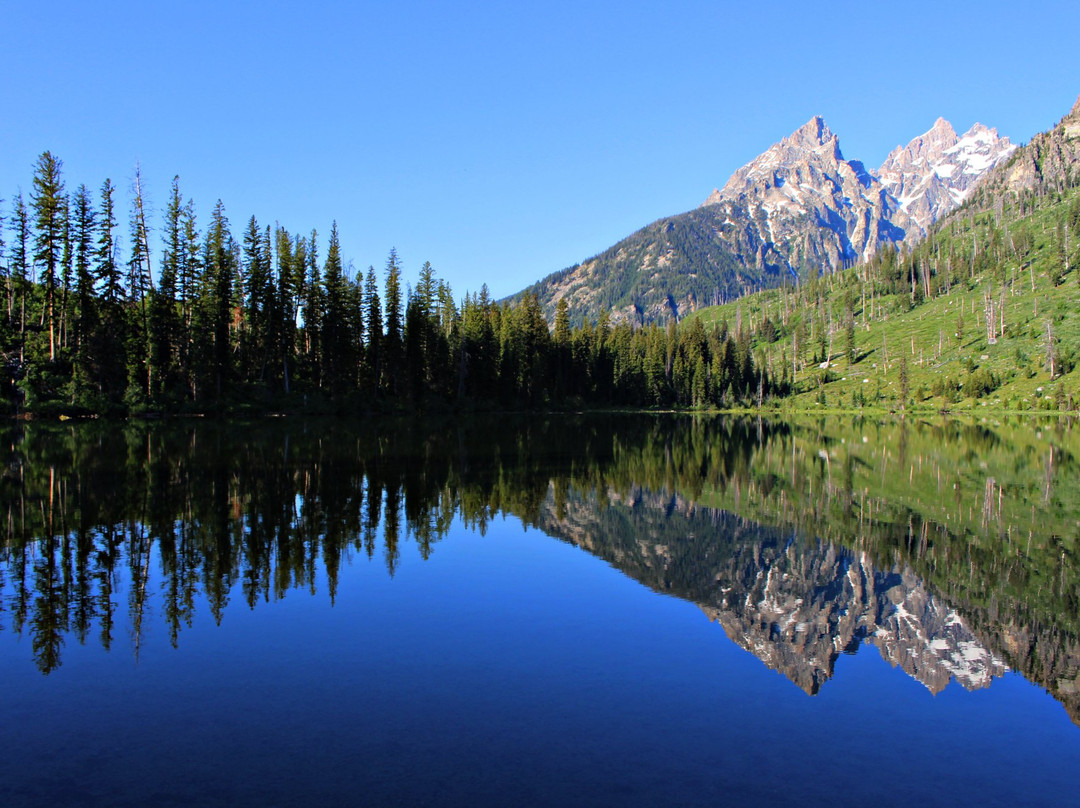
0;414;1077;806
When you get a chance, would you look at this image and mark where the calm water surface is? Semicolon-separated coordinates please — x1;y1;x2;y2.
0;415;1077;806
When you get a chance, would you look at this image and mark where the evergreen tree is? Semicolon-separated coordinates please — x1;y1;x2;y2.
404;260;439;399
91;179;125;398
30;151;65;361
320;222;349;394
363;265;382;394
151;177;183;399
275;227;297;394
95;180;122;305
241;214;275;383
382;249;403;395
125;167;154;401
10;192;30;356
177;199;201;397
71;184;97;400
202;201;235;400
300;229;322;388
58;193;73;353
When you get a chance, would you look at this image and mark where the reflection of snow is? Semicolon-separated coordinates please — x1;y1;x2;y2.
710;544;1007;696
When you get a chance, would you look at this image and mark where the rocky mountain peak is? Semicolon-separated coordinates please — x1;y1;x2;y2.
881;118;958;169
520;104;1021;326
698;115;912;277
875;117;1015;232
700;116;841;208
750;115;841;168
790;115;835;148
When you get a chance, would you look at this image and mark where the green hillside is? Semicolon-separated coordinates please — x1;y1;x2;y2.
686;183;1080;413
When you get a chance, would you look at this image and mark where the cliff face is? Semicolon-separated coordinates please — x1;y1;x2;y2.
701;116;914;271
974;95;1080;200
875;118;1016;232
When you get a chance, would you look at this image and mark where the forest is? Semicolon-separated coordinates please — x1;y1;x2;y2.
0;152;772;416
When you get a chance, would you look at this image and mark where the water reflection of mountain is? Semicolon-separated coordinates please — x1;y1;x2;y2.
539;488;1006;695
0;415;1077;723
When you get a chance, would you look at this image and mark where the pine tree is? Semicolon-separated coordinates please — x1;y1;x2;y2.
10;192;30;357
150;176;183;399
300;229;322;388
30;151;65;360
363;265;382;394
203;201;235;400
406;260;439;398
275;227;298;394
241;214;274;382
125;166;154;401
95;179;122;305
382;248;403;395
320;222;348;393
177;198;201;397
71;184;97;400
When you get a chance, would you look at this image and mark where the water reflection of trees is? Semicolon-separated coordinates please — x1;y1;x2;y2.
0;415;1077;721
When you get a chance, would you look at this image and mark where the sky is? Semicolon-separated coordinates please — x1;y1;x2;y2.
1;0;1077;300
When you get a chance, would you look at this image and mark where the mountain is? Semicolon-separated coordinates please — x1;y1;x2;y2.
516;206;753;325
520;114;1008;325
700;115;914;266
965;94;1080;205
875;118;1016;231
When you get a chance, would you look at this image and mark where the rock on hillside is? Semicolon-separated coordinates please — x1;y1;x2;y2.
974;94;1080;200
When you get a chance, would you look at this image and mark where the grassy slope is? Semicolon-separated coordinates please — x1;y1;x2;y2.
686;188;1080;413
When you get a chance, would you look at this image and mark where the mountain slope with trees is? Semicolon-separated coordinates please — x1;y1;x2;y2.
516;114;1014;326
684;96;1080;413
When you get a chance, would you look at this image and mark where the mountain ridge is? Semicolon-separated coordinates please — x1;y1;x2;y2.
518;111;1017;325
876;117;1016;231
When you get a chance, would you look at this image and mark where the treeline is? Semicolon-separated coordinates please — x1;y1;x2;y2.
0;152;774;414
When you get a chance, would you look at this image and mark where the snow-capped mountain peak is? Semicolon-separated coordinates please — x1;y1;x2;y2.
699;116;914;274
875;119;1015;231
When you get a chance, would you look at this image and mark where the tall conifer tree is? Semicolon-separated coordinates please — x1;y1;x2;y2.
30;151;64;360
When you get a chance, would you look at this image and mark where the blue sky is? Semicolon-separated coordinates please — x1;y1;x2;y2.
1;0;1077;299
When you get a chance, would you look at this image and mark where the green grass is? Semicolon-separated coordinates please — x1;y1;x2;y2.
685;189;1080;413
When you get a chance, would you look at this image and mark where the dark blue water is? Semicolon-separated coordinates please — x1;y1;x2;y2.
0;416;1077;806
